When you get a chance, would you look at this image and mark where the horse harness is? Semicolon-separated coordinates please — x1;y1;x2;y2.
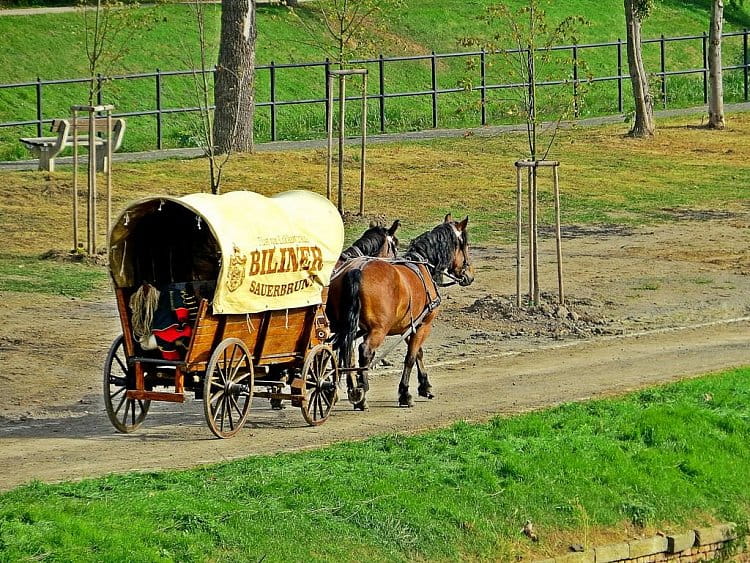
332;256;441;354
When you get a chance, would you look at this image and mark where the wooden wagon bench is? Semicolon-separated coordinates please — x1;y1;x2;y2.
19;116;126;172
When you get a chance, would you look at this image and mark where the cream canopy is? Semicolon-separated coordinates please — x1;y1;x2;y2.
109;190;345;314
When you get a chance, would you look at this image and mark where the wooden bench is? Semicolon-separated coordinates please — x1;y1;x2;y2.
19;117;126;172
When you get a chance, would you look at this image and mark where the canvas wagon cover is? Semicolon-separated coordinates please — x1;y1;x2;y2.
109;190;344;314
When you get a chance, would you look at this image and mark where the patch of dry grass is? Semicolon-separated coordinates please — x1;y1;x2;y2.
2;112;749;255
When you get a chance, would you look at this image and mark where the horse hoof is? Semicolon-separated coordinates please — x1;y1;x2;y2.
399;395;414;408
418;387;434;399
353;400;368;411
347;387;365;405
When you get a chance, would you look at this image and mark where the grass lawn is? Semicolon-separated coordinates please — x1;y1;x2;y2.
0;110;748;298
1;0;749;158
0;367;748;561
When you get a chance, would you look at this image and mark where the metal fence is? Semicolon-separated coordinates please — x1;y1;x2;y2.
1;29;748;150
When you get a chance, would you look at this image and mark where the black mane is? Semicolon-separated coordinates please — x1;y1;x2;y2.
404;222;465;279
340;225;391;260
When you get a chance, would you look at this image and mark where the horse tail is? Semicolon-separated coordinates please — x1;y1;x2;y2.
331;268;362;368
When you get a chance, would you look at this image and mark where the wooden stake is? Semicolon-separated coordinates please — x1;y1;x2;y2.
553;164;564;304
337;75;346;213
515;165;522;308
106;110;113;235
527;166;534;303
326;73;334;201
87;112;96;255
359;73;367;216
531;165;540;306
72;110;79;252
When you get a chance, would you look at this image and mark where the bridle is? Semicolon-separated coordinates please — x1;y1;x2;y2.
440;239;471;287
409;230;471;288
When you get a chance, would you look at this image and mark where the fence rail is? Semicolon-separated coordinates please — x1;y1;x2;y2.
1;30;748;151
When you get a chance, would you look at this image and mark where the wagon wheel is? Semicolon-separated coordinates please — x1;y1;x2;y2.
103;335;150;433
300;344;339;426
203;338;254;439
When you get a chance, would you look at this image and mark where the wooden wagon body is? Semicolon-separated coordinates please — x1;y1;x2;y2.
104;190;345;437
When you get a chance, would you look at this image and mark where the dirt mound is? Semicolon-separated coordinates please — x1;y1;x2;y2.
459;293;618;339
40;249;108;266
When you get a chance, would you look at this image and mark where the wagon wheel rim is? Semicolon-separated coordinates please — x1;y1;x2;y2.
300;344;338;426
103;335;150;433
203;338;253;439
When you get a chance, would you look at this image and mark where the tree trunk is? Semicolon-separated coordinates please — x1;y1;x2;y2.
214;0;256;154
708;0;725;129
624;0;655;137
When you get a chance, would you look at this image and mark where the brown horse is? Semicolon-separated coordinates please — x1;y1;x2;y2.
328;214;474;409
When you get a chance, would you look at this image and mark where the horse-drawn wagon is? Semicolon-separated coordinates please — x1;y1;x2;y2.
104;190;347;438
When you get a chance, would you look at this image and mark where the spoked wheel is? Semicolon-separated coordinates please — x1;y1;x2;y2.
300;344;339;426
103;335;150;433
203;338;254;438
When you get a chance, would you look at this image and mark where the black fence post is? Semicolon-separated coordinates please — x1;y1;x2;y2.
35;76;43;136
617;38;623;113
431;51;438;128
480;48;487;126
270;60;276;141
97;74;103;107
155;68;162;150
660;35;666;108
324;58;331;133
702;32;708;104
378;53;385;133
744;28;749;102
572;44;579;118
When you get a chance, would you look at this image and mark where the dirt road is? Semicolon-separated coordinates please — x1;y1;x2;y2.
1;216;748;491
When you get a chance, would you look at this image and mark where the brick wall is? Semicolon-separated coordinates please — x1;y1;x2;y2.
535;523;743;563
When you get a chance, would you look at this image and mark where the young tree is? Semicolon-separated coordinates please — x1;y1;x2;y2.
78;0;155;105
213;0;256;154
708;0;725;129
185;0;229;194
460;1;586;161
288;0;402;67
624;0;655;137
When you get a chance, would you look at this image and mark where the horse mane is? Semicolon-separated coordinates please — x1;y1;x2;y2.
340;225;395;260
404;222;465;277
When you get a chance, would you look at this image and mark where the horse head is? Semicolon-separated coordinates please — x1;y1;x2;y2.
361;219;400;259
443;214;474;287
404;214;474;287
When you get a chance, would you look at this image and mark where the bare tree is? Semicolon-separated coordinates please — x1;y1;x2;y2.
708;0;725;129
460;1;587;161
624;0;655;137
79;0;156;105
185;0;231;194
288;0;403;67
214;0;256;154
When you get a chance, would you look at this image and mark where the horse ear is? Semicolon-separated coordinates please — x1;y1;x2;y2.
444;213;453;223
388;219;400;235
458;216;469;231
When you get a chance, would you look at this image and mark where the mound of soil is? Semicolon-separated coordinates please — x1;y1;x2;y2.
460;293;618;339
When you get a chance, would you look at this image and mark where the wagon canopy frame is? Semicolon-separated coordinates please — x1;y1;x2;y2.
109;190;345;314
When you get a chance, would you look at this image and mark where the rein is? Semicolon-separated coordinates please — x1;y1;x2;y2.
406;248;466;288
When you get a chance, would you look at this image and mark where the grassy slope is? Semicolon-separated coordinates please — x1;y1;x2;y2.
0;368;748;561
1;0;749;158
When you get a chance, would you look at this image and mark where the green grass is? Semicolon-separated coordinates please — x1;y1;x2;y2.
1;367;748;561
1;1;749;159
0;254;107;297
